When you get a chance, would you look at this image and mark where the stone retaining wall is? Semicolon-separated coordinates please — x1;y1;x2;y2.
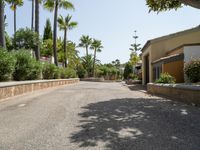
148;83;200;105
0;79;79;100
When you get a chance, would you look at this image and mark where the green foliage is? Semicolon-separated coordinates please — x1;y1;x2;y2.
123;62;133;79
155;73;176;84
0;48;16;81
184;59;200;83
5;32;13;51
13;50;42;81
129;73;139;80
42;63;58;79
77;65;86;78
13;28;39;50
65;68;77;78
43;19;53;41
130;52;140;66
41;39;53;57
146;0;181;12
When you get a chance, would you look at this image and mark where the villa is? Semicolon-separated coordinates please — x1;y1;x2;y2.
141;25;200;85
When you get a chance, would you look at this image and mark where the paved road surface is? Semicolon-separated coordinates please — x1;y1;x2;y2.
0;82;200;150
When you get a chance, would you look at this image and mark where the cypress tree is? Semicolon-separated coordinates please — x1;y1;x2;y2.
43;19;53;41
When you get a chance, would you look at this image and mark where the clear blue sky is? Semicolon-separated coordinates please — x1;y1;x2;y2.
5;0;200;64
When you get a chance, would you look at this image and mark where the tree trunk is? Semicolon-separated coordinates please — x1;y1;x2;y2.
63;29;67;68
179;0;200;9
86;46;88;57
14;6;16;34
93;49;96;77
31;0;34;30
0;0;6;48
53;0;58;66
34;0;40;60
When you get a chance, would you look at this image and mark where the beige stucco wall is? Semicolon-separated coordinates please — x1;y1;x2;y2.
142;29;200;85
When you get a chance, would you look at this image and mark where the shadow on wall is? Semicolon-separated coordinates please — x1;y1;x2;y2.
70;98;200;150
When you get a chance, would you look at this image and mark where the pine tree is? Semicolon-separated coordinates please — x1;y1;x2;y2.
43;19;53;41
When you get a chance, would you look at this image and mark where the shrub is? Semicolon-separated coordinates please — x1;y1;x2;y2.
123;62;133;79
77;65;87;78
65;68;77;78
155;73;176;84
0;48;16;81
129;73;139;80
13;50;42;81
184;59;200;83
42;63;58;79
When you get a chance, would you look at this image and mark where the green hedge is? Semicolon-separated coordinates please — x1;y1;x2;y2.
13;50;42;81
0;48;16;81
184;59;200;83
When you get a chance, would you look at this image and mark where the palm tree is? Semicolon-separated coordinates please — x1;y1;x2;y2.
34;0;40;60
0;0;6;48
30;0;34;30
57;15;77;68
90;39;103;77
44;0;74;66
7;0;23;34
79;35;92;57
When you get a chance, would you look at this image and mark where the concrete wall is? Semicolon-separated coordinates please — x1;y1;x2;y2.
163;60;184;83
0;79;79;101
184;46;200;63
148;83;200;106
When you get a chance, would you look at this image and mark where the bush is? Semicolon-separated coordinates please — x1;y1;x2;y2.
42;63;58;79
129;73;139;80
77;65;87;78
65;68;77;78
0;48;16;81
155;73;176;84
13;50;42;81
184;59;200;83
123;62;133;79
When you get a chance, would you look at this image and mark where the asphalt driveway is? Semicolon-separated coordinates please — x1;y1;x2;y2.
0;82;200;150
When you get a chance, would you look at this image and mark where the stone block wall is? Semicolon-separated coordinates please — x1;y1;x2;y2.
148;83;200;106
0;79;79;100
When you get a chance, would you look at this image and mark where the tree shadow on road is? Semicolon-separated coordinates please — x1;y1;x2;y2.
70;98;200;150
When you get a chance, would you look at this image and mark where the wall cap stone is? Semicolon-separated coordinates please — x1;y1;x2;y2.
148;83;200;91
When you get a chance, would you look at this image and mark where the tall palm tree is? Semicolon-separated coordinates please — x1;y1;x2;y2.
57;15;77;68
34;0;40;60
90;39;103;77
0;0;6;48
44;0;74;66
7;0;23;34
30;0;34;30
79;35;92;57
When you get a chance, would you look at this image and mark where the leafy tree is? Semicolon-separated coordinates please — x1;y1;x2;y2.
13;28;39;50
146;0;200;12
90;39;103;77
6;0;23;34
43;18;53;41
0;0;6;48
57;15;77;67
44;0;74;66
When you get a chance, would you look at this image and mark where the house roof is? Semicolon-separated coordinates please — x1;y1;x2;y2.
152;53;184;65
141;25;200;53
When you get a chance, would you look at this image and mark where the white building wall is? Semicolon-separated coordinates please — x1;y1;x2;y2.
184;46;200;63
